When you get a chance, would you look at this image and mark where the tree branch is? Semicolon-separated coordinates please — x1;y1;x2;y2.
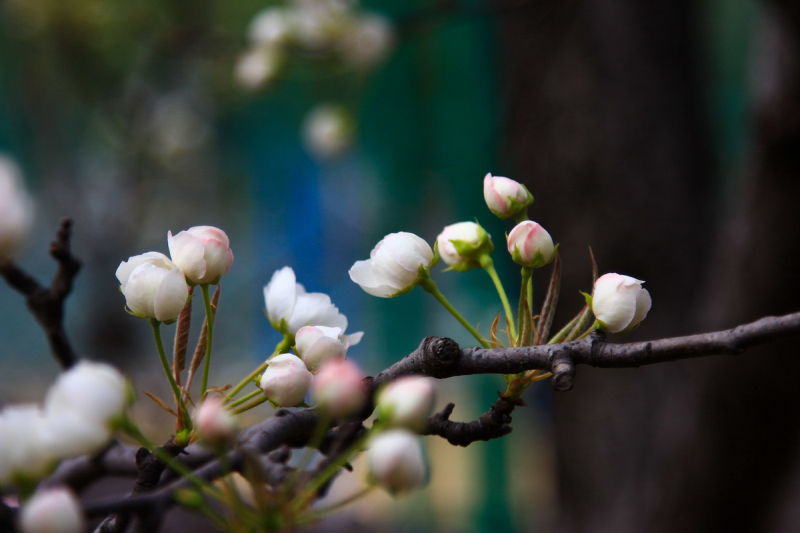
69;310;800;524
0;218;81;369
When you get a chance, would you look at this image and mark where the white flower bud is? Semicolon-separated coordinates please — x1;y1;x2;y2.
0;405;54;486
44;361;130;457
19;488;85;533
302;104;354;160
235;46;283;91
259;354;313;407
0;155;34;261
483;173;533;220
168;225;234;285
295;325;347;372
340;14;394;68
116;252;189;322
376;376;436;430
248;7;291;47
349;232;435;298
507;221;555;268
311;358;367;418
193;396;237;443
263;267;363;344
591;273;652;334
436;221;493;272
366;430;427;496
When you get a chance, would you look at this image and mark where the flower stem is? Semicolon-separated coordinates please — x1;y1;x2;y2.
418;277;490;348
230;394;270;415
226;389;262;409
224;335;292;405
150;319;191;430
480;255;517;342
517;267;533;346
200;284;215;399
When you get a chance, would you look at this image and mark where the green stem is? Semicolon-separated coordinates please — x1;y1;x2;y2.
298;486;376;524
224;335;292;405
227;389;262;409
291;428;374;512
517;267;533;345
230;394;270;415
150;319;191;430
512;211;529;224
200;284;215;399
480;256;517;342
418;277;490;348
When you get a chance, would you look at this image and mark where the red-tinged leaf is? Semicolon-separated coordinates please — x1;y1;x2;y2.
535;252;562;345
143;391;179;418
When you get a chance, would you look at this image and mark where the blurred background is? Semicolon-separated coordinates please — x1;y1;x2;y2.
1;0;800;531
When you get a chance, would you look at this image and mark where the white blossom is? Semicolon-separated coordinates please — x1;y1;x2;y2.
366;430;427;496
116;252;189;322
349;232;434;298
591;273;652;333
259;354;313;407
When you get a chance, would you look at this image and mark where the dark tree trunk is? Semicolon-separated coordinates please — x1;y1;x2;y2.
500;0;800;531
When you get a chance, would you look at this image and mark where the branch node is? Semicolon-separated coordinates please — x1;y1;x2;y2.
419;336;461;376
550;350;575;391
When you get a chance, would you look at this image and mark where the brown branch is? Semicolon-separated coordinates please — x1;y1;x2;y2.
78;310;800;520
0;218;81;369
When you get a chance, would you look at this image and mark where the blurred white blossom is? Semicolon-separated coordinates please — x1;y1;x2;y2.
0;155;33;261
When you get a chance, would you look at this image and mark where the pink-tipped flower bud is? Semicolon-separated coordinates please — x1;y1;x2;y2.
591;273;652;334
19;488;85;533
194;396;238;444
311;359;367;418
366;430;427;496
483;173;533;220
507;221;555;268
295;325;348;373
376;376;436;430
168;225;233;285
436;222;494;272
258;354;312;407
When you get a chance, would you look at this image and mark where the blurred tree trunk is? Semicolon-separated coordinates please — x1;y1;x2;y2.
500;0;800;531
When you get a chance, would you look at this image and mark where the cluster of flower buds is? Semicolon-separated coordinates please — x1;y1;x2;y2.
236;0;395;91
259;267;364;408
0;362;131;488
0;154;33;262
116;226;233;323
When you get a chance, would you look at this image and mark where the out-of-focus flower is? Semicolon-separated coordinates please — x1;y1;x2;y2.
235;47;283;91
295;325;348;372
302;104;354;160
340;14;394;68
194;397;237;444
311;358;367;418
0;155;33;261
263;267;363;344
289;0;351;50
0;405;54;486
591;273;652;334
248;7;291;47
366;430;427;496
376;376;435;430
507;221;555;269
258;354;313;407
436;222;493;272
116;252;189;322
483;173;533;220
19;487;85;533
168;225;233;285
44;361;131;457
349;232;435;298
